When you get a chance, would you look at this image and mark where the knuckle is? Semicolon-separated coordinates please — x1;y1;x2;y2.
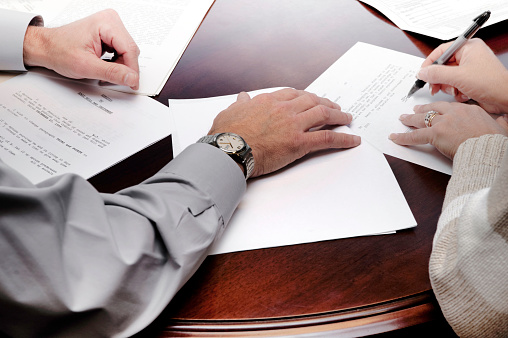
320;130;335;146
315;105;331;121
104;63;121;81
254;93;274;105
282;88;300;99
102;8;119;19
306;92;320;105
288;133;304;153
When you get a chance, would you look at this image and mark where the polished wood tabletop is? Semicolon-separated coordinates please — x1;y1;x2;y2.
89;1;508;337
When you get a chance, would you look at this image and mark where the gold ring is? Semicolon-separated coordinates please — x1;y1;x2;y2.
424;110;439;128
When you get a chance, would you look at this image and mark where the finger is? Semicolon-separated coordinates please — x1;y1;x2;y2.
237;91;251;102
418;64;460;89
421;41;454;67
304;130;361;152
291;91;341;113
413;101;453;115
429;83;441;96
430;84;440;96
441;85;457;97
399;113;427;129
299;105;352;130
86;56;140;89
98;11;140;75
389;128;433;146
454;89;469;102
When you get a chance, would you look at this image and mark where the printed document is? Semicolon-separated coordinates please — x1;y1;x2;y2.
169;89;416;255
1;0;215;96
0;73;171;184
307;42;453;175
359;0;508;40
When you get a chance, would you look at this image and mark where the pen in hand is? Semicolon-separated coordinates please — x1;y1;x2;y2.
406;10;491;98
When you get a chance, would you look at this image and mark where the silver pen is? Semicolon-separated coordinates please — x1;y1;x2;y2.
406;10;491;98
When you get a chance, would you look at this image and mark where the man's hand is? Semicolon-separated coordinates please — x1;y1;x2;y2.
209;88;361;178
23;9;140;90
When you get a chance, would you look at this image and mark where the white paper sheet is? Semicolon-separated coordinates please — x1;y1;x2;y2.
0;73;171;184
1;0;214;96
359;0;508;40
169;89;416;255
306;42;453;175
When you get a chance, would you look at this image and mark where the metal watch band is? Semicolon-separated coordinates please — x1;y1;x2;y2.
197;133;255;179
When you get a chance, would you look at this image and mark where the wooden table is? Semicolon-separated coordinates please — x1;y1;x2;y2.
90;1;508;336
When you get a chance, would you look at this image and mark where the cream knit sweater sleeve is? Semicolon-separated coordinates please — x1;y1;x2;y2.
429;134;508;337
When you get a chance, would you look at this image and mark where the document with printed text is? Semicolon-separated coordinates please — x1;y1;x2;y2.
1;0;214;96
359;0;508;40
307;42;453;175
0;73;171;184
169;88;416;255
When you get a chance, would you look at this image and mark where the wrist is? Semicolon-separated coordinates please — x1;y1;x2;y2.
197;133;255;179
23;26;51;69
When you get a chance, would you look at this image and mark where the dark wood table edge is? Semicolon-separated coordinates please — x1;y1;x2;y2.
161;291;442;337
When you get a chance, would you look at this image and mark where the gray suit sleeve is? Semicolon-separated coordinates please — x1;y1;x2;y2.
0;9;43;71
0;143;246;337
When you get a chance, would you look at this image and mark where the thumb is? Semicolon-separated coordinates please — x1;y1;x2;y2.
418;64;459;88
89;57;139;89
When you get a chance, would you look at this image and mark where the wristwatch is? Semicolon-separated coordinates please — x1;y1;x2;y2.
197;132;255;179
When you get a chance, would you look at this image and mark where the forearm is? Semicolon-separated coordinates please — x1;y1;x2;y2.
430;134;508;337
0;144;245;337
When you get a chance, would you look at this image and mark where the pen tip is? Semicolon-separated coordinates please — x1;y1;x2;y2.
406;86;417;99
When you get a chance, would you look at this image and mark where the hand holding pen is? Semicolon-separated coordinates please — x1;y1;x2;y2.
407;11;491;98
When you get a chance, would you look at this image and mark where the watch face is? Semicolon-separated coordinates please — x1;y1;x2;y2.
216;133;245;153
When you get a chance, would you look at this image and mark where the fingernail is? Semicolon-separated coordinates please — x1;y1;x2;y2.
399;114;409;120
445;87;456;96
389;133;398;141
460;94;469;101
413;105;421;112
417;67;428;80
124;73;137;87
352;135;361;144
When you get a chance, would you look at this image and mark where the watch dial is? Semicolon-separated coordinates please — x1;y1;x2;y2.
217;133;245;153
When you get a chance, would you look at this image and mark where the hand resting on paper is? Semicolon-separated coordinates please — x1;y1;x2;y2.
418;38;508;114
23;9;140;90
208;88;361;178
390;101;508;159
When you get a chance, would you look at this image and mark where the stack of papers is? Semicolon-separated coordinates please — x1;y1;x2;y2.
169;42;454;255
359;0;508;40
1;0;214;95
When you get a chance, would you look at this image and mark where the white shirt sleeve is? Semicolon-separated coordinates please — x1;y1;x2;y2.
0;9;43;71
